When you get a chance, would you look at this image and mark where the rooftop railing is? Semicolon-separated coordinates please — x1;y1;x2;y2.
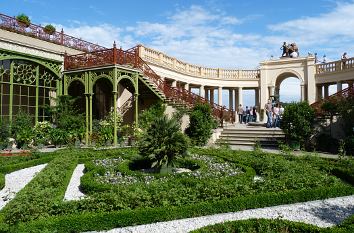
0;13;106;52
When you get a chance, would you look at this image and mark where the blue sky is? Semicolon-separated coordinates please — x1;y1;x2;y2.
1;0;352;107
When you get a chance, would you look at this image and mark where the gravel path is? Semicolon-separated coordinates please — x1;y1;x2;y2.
93;195;354;233
0;164;47;210
64;164;86;201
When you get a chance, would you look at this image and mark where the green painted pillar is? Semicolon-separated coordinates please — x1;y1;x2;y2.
113;68;118;146
89;94;93;134
135;74;139;127
113;92;118;146
85;94;89;145
35;65;39;123
9;61;14;123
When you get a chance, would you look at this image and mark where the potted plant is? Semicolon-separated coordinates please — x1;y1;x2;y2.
16;13;31;27
43;24;56;35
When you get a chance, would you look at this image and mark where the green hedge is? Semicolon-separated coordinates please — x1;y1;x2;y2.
0;152;56;191
1;148;353;232
0;173;4;190
191;218;323;233
14;184;354;232
0;151;79;231
191;217;354;233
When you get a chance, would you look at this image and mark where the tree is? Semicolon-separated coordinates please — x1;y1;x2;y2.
281;102;315;148
186;103;217;146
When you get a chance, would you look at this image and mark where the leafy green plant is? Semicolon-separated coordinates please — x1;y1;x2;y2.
0;119;9;149
16;13;31;27
139;101;166;130
47;95;85;143
33;121;52;146
186;103;217;146
43;24;56;35
281;102;315;148
138;115;189;173
11;110;34;148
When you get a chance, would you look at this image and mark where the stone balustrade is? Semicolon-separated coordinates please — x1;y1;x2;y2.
138;45;260;80
316;57;354;75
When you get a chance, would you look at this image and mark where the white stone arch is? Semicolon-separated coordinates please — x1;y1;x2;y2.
273;69;304;87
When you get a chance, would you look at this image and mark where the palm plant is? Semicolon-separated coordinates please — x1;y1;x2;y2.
138;115;189;173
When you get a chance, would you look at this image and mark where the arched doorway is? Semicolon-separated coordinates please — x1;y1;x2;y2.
275;72;302;103
68;80;85;114
93;78;113;119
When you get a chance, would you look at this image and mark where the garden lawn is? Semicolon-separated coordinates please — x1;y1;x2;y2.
0;148;353;233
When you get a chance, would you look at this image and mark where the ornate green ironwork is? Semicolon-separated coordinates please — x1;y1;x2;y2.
64;66;140;146
0;48;62;123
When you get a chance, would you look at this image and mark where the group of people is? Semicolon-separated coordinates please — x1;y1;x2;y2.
264;99;284;128
237;105;257;124
281;42;299;58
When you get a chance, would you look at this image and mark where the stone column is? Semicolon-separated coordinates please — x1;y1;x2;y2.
300;84;305;101
238;87;243;106
337;82;342;92
218;86;223;106
324;85;329;98
184;83;189;91
234;88;239;123
210;88;215;104
229;88;234;110
255;88;259;107
268;86;275;98
316;85;323;101
199;85;205;98
205;88;209;101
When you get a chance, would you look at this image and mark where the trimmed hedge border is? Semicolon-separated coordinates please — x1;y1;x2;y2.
191;217;354;233
0;152;56;191
0;173;4;190
14;184;354;232
191;218;323;233
0;151;79;232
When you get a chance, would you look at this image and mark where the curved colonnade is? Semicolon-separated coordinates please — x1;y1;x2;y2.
138;45;261;113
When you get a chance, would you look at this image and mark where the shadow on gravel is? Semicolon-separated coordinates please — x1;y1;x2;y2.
306;202;354;225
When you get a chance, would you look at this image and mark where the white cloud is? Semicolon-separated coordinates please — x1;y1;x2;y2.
53;23;135;49
268;1;354;59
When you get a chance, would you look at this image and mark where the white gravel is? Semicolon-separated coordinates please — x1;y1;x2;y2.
64;164;86;201
0;164;47;210
94;195;354;233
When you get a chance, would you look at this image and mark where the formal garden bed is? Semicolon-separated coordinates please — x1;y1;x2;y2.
0;147;353;232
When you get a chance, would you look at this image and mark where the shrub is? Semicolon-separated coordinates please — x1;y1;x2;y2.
0;119;9;149
33;121;52;146
186;103;217;146
337;95;354;137
281;102;315;147
138;101;166;130
48;95;85;142
11;110;34;148
43;24;55;35
138;115;189;173
16;13;31;27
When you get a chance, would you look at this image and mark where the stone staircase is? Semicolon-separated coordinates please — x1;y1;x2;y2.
218;124;285;148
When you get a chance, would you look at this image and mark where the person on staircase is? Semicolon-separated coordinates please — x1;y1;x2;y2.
273;103;280;128
245;106;251;124
237;104;244;124
265;99;273;128
252;106;257;122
